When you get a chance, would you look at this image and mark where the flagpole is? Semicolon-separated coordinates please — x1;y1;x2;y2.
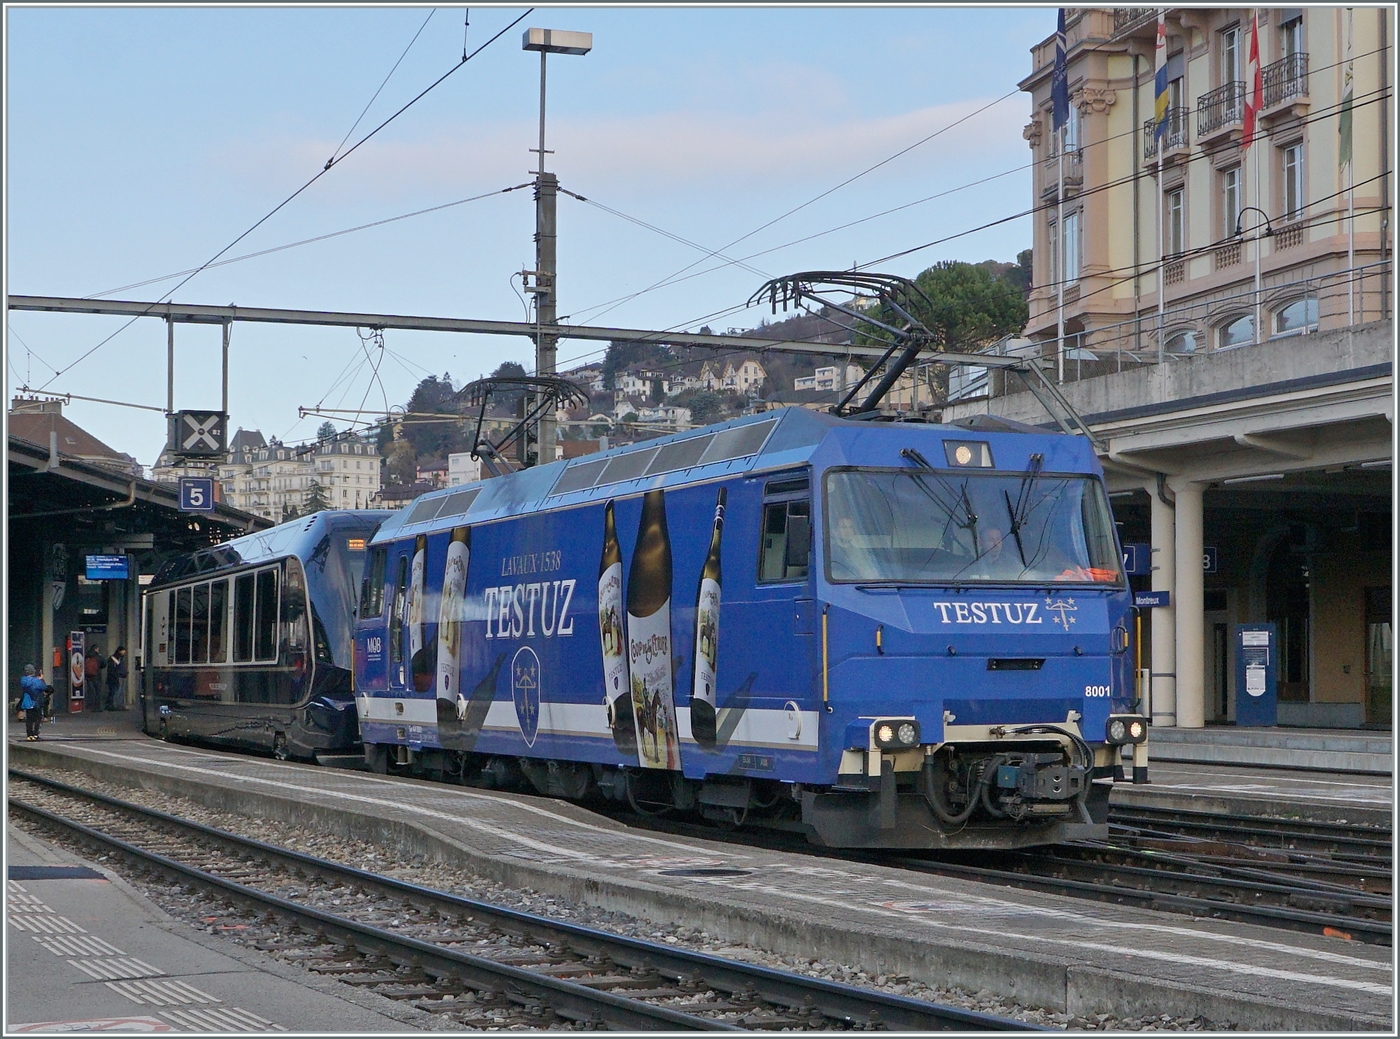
1254;135;1263;345
1347;8;1356;324
1156;148;1164;364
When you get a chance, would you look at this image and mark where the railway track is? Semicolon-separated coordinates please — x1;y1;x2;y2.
7;769;1037;1032
1108;805;1393;862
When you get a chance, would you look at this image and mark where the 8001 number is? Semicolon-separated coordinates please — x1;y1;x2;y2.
1084;685;1111;697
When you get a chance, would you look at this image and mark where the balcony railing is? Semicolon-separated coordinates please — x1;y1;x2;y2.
1113;8;1155;34
1198;82;1244;137
1262;52;1309;109
1142;108;1189;160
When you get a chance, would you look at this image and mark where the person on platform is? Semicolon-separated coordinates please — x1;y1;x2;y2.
105;646;128;711
84;646;104;710
19;664;47;741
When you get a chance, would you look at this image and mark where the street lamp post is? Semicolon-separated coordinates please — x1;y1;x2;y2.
1235;206;1273;346
522;27;591;467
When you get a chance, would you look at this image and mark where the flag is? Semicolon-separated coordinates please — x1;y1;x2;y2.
1242;12;1263;150
1051;8;1069;132
1153;12;1169;141
1339;11;1354;168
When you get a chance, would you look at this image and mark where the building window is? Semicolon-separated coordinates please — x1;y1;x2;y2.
1221;166;1242;238
1274;297;1318;335
1165;188;1185;256
1281;142;1304;219
1062;209;1081;284
1218;314;1254;349
1047;218;1059;287
1280;13;1303;58
1165;329;1198;354
1220;24;1241;84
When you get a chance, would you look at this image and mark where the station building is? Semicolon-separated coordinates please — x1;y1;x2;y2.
8;398;272;711
948;8;1392;731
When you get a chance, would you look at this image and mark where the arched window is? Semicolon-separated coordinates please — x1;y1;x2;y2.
1274;297;1318;336
1218;315;1254;349
1165;329;1198;354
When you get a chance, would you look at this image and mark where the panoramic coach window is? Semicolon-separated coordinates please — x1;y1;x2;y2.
759;500;811;583
233;573;255;663
254;568;279;662
209;580;228;664
191;583;210;663
174;586;193;664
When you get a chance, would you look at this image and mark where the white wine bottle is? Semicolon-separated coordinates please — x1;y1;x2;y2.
407;534;435;692
627;489;678;769
689;487;726;749
436;527;471;718
598;500;633;752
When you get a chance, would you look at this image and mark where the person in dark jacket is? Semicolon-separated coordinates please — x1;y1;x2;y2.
105;647;129;711
85;646;105;710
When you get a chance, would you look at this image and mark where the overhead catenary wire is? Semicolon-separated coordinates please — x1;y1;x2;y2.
85;184;532;300
35;7;534;392
326;8;437;169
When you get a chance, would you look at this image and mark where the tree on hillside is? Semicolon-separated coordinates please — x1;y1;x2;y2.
402;373;468;459
602;340;670;390
384;441;417;486
860;261;1026;350
317;420;337;441
854;259;1029;405
687;390;724;425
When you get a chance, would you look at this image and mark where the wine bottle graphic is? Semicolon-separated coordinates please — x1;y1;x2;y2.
690;487;726;749
407;534;436;692
435;527;471;712
626;489;678;769
598;500;634;753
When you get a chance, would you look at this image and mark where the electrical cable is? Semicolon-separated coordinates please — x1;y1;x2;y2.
86;184;531;299
36;7;533;392
327;8;437;168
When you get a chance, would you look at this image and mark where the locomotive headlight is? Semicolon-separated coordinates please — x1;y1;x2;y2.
1105;713;1149;745
870;717;920;750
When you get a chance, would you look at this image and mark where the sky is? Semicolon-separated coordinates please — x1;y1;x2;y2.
5;5;1054;466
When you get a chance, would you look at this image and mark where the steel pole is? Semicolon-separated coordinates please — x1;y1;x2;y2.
221;320;230;417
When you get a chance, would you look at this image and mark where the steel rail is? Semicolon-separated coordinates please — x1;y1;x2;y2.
8;794;737;1032
8;770;1036;1032
1110;806;1393;857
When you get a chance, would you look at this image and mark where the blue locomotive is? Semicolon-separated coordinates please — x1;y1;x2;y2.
140;509;385;760
353;409;1146;849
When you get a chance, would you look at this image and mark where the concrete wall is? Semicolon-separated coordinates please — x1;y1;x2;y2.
945;319;1392;426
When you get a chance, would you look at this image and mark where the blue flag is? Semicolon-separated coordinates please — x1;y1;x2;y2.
1051;8;1069;133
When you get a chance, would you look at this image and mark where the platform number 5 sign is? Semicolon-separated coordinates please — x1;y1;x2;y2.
179;476;216;513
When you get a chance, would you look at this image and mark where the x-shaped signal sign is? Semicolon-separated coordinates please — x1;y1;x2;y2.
181;413;223;452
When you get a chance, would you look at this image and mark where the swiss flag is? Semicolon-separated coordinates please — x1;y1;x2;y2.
1242;12;1263;150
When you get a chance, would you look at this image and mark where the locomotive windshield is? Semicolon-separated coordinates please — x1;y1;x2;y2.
824;467;1123;585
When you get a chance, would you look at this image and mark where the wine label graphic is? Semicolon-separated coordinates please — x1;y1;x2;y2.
599;499;634;753
435;527;470;716
407;533;435;692
627;489;678;769
690;487;726;749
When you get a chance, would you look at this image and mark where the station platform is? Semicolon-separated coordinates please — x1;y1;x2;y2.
1146;725;1393;775
5;821;429;1032
8;730;1392;1031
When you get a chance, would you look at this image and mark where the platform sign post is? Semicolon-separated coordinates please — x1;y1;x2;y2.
68;629;85;713
1234;623;1277;727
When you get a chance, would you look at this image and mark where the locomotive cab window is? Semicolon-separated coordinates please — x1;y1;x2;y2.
390;554;409;669
359;547;386;619
760;499;811;583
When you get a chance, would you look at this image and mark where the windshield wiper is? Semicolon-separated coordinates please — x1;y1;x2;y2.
1003;453;1044;569
899;447;978;542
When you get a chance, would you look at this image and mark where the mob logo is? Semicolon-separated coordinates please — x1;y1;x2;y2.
512;646;542;748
